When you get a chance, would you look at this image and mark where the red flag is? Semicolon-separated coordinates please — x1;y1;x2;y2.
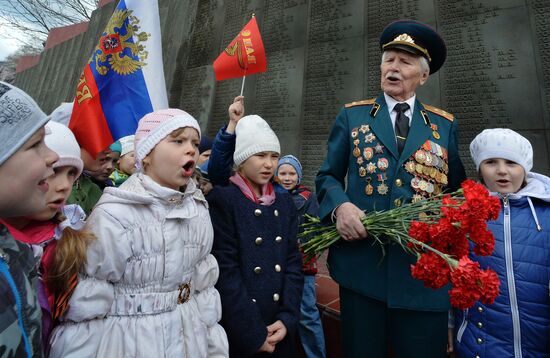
213;16;267;81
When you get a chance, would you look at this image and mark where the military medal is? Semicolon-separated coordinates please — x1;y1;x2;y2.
411;176;421;190
425;181;434;194
414;150;426;164
431;124;440;139
366;162;377;174
353;139;360;146
377;174;389;195
351;128;359;139
412;194;424;203
365;178;374;196
353;146;361;158
415;163;424;174
419;179;428;192
357;157;364;165
425;152;433;166
404;161;416;174
374;143;384;154
360;124;371;133
365;133;376;143
359;166;367;177
363;147;374;160
377;158;389;171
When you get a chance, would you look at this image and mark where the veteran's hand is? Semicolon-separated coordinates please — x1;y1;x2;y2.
335;202;367;241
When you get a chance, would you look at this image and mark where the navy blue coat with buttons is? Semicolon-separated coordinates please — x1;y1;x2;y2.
207;184;303;357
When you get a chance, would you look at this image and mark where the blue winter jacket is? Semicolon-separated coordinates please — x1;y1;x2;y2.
454;172;550;358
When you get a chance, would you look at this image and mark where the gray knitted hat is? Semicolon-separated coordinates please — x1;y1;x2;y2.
0;82;48;165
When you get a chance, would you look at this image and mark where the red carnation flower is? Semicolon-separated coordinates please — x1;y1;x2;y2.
411;252;451;289
479;269;500;305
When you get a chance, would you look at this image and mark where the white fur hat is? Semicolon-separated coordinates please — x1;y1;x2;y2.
470;128;533;173
233;115;281;166
45;120;83;177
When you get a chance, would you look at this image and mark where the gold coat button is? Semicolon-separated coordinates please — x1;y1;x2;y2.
275;264;281;272
255;237;263;245
477;322;483;329
273;293;280;302
274;209;279;217
476;338;483;344
254;209;262;216
394;198;402;207
477;306;483;313
275;236;283;243
395;179;403;187
254;266;261;274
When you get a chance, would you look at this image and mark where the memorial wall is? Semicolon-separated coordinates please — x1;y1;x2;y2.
14;0;550;185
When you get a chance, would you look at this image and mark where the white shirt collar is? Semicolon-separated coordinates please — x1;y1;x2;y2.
384;93;416;115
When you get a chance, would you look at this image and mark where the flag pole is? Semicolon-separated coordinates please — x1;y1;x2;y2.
239;13;254;97
240;75;246;96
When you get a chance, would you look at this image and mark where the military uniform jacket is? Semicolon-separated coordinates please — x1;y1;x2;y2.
208;185;303;357
316;93;466;311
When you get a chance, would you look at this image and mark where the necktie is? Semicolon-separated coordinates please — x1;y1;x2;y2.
394;102;410;155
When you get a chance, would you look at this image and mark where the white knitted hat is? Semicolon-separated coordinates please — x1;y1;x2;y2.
233;115;280;166
119;135;135;156
45;120;83;177
135;109;201;169
48;102;73;126
470;128;533;173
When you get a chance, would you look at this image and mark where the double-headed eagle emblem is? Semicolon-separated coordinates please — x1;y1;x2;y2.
91;9;150;76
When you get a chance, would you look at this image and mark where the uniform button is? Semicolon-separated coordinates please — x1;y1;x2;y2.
252;298;256;303
254;209;262;216
475;356;480;358
394;198;402;207
255;237;263;245
476;338;483;344
395;179;403;187
254;266;261;274
275;264;281;272
275;236;283;243
477;306;483;313
477;322;483;329
273;293;280;302
274;209;279;217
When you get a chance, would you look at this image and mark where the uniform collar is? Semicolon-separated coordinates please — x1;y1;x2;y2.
383;92;416;114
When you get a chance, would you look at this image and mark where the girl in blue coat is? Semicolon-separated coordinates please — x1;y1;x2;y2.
452;128;550;357
207;115;303;357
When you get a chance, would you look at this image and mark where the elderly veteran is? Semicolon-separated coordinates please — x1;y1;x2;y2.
316;20;467;357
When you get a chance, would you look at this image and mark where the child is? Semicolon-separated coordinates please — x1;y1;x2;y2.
109;135;136;186
0;82;58;357
275;155;326;358
451;128;550;357
48;109;228;358
207;115;303;357
67;147;118;215
3;120;93;350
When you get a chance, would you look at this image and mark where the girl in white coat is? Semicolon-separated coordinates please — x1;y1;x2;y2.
49;109;228;357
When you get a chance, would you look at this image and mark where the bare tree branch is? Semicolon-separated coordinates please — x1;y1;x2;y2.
0;0;99;48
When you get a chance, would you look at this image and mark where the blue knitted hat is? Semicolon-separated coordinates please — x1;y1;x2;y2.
277;155;302;184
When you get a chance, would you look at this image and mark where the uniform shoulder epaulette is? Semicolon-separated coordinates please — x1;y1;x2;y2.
422;104;454;122
345;98;376;108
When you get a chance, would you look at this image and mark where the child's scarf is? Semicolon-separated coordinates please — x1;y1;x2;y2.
229;173;276;206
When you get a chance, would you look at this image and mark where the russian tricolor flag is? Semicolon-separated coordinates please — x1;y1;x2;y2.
69;0;168;156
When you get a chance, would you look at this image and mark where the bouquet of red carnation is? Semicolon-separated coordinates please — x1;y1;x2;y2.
300;179;502;309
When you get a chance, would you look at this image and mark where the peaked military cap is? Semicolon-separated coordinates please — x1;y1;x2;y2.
380;19;446;74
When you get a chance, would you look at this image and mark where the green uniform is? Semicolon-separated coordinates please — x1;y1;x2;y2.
316;94;466;356
67;175;102;216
